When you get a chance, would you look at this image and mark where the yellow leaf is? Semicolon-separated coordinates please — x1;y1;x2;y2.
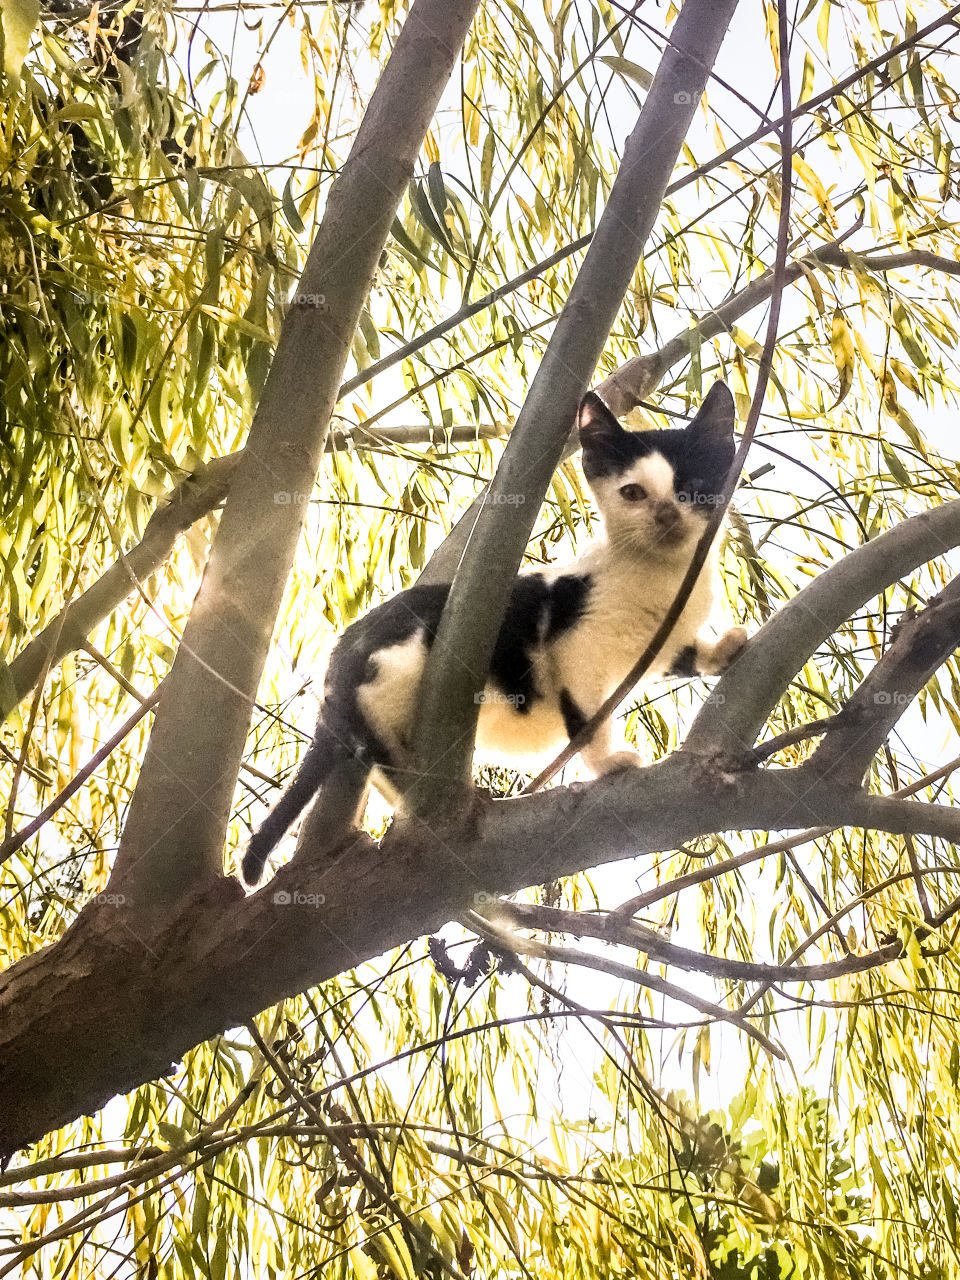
464;67;480;147
764;0;780;75
349;1247;379;1280
890;358;919;395
799;50;815;103
817;0;830;54
885;962;914;991
829;309;855;404
792;154;836;221
798;261;826;316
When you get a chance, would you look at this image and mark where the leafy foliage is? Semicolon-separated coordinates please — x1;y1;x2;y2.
3;0;960;1276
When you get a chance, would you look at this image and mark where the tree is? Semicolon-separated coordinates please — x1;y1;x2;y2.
3;0;960;1274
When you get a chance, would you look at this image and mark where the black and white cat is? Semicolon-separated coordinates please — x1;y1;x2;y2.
241;382;747;885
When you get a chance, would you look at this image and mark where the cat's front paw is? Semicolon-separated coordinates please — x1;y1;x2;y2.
706;626;749;675
591;750;646;776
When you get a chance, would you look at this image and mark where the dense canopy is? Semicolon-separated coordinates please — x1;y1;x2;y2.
3;0;960;1275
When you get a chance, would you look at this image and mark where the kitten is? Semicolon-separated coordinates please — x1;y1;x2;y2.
241;382;747;885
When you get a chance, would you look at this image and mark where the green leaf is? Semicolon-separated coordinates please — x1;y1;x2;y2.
281;172;304;234
481;128;496;200
427;160;448;222
1;0;40;77
408;179;457;255
598;55;653;91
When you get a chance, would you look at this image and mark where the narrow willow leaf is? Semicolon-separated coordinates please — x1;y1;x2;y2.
829;309;855;404
281;172;305;234
0;0;39;75
597;55;653;91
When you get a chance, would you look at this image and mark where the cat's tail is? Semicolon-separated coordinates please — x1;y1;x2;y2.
241;719;346;886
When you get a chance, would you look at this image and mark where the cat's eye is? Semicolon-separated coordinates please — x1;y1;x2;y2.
619;483;647;502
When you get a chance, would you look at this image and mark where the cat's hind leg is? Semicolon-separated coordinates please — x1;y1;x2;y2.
557;683;645;777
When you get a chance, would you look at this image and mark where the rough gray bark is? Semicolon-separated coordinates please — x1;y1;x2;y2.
110;0;482;904
2;502;959;1157
410;0;741;812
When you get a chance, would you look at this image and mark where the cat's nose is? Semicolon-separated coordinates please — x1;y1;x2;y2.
653;500;681;531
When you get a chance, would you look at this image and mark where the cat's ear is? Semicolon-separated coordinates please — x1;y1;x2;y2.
578;392;625;451
687;381;735;439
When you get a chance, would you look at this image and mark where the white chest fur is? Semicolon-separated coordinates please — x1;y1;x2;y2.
547;536;720;688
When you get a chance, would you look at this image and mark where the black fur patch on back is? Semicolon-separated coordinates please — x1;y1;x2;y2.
669;644;700;678
324;583;450;765
324;571;595;745
488;572;592;712
545;573;592;640
558;687;587;740
488;573;550;713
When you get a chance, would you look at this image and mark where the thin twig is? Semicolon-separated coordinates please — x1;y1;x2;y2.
0;685;164;867
245;1021;469;1280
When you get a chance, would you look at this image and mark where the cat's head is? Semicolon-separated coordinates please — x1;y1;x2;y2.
578;382;736;555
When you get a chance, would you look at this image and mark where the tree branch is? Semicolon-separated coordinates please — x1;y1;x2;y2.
808;577;960;784
612;750;960;923
463;908;784;1057
684;500;960;758
409;0;740;815
493;901;902;986
109;0;482;904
